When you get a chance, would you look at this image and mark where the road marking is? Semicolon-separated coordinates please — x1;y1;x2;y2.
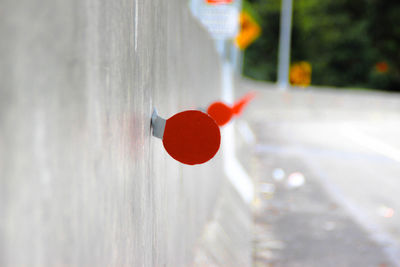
303;155;400;267
255;123;400;265
255;143;393;163
341;125;400;164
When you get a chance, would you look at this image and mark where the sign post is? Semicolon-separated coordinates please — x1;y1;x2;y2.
190;0;255;204
277;0;293;90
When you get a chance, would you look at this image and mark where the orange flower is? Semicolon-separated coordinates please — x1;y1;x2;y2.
375;61;389;73
290;61;312;87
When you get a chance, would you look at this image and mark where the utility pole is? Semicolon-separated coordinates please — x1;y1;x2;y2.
277;0;293;90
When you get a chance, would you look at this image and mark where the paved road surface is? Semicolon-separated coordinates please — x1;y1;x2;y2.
237;81;400;266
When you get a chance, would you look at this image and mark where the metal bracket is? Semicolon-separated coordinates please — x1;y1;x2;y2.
151;109;166;139
198;107;207;113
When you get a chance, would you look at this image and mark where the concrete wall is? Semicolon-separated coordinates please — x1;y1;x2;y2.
0;0;251;266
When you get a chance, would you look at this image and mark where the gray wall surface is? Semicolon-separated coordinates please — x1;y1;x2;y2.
0;0;251;266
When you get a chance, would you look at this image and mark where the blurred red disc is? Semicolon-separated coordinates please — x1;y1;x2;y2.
232;92;256;115
163;110;221;165
207;102;233;126
206;0;233;4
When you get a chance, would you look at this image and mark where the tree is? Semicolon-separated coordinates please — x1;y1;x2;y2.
243;0;400;91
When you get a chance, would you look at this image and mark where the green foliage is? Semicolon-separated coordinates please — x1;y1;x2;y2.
367;0;400;90
243;0;280;82
243;0;400;91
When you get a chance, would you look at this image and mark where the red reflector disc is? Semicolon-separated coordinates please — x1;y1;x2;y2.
232;92;256;115
207;102;233;126
206;0;233;4
163;110;221;165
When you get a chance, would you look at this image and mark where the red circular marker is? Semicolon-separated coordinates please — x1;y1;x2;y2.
163;110;221;165
232;92;256;115
206;101;233;126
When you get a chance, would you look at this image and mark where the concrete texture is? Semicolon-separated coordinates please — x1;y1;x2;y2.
194;179;253;267
0;0;251;266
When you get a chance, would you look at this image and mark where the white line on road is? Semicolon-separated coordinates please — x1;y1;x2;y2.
311;124;400;266
303;154;400;267
341;124;400;164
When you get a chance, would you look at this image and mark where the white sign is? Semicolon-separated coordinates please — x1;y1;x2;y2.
191;0;240;40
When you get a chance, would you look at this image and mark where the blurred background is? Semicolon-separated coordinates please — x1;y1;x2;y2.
242;0;400;91
230;0;400;266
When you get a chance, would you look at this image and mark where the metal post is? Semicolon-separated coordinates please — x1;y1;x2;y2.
277;0;293;90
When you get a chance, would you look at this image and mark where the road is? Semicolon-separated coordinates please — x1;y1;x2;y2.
237;81;400;266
